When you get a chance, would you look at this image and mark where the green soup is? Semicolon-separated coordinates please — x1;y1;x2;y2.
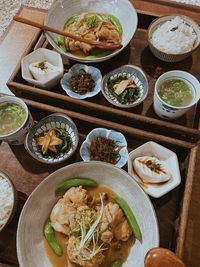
0;103;26;136
158;79;193;107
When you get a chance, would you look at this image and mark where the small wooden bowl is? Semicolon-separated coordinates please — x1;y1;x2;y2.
0;172;18;232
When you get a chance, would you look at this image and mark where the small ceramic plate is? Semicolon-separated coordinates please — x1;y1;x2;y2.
102;65;148;108
80;128;128;168
61;64;102;99
128;141;181;198
0;171;17;232
25;113;79;164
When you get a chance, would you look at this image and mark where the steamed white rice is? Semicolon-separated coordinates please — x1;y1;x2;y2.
151;16;197;54
0;176;14;229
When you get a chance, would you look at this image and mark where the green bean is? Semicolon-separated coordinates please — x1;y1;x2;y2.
108;259;123;267
112;195;142;242
105;14;123;36
55;177;97;194
56;35;67;52
44;219;63;256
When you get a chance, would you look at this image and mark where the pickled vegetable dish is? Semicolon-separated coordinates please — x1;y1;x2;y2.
158;79;193;107
89;136;121;164
70;69;95;94
0;103;26;136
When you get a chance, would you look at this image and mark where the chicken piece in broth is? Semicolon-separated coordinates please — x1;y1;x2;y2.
48;185;133;267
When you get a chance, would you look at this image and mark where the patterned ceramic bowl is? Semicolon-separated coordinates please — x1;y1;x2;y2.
153;70;200;120
61;64;102;99
101;65;148;108
25;113;79;164
80;128;128;168
148;15;200;62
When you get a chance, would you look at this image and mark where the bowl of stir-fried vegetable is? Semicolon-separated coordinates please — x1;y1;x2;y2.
102;65;149;108
25;113;79;164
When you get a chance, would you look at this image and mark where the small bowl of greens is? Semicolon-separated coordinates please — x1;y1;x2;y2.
102;65;148;108
25;113;79;164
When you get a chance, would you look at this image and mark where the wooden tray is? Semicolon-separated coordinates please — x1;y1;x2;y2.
0;98;197;266
7;11;200;143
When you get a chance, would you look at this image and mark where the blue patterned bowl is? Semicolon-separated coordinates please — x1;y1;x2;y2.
102;65;148;108
61;64;102;99
80;128;128;168
25;113;79;164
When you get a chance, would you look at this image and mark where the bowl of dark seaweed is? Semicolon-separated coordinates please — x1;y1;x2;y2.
61;64;102;99
80;128;128;168
102;65;148;108
25;113;79;164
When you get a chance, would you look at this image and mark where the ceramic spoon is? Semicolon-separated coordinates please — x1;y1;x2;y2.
144;248;186;267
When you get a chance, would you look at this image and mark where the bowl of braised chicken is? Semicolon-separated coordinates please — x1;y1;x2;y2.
17;161;159;267
44;0;138;62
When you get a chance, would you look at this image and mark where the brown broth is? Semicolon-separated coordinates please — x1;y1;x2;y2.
44;185;133;267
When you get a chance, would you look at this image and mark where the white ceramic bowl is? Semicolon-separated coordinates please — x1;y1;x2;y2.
128;142;181;198
102;65;149;108
0;171;17;232
21;48;64;89
148;15;200;62
17;161;159;267
0;96;34;145
61;64;102;99
153;70;200;120
80;128;128;168
44;0;138;63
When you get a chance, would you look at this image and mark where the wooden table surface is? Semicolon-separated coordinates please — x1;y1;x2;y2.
0;4;200;267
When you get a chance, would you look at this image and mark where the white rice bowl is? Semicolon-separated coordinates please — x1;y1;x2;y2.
151;16;197;54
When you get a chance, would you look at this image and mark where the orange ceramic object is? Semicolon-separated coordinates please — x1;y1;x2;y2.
144;248;186;267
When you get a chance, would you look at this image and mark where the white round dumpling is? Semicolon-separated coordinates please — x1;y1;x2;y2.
133;156;171;183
